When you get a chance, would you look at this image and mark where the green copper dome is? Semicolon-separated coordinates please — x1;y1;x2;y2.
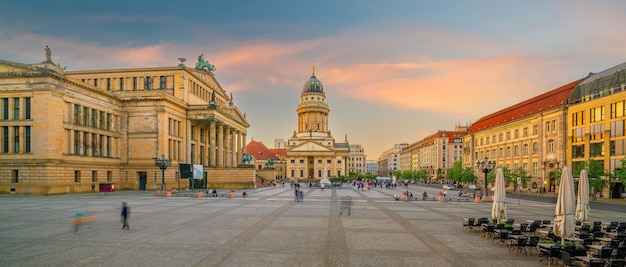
302;67;324;94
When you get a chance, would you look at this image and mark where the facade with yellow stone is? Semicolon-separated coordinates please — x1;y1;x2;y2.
0;50;249;195
285;69;349;182
463;80;579;192
567;63;626;198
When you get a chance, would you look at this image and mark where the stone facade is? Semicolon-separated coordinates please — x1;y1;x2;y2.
285;69;349;181
0;53;249;195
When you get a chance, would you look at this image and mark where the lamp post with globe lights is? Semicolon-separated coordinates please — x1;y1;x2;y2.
476;157;496;198
154;154;172;191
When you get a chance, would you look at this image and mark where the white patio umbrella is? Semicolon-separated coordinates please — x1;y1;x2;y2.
575;169;590;223
491;168;507;223
554;166;576;244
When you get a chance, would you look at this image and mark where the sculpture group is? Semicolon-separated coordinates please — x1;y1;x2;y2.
195;53;216;72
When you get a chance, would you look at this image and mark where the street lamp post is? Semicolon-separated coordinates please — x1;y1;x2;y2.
154;154;172;191
476;156;496;198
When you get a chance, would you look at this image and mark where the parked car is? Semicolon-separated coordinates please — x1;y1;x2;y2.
468;184;478;190
443;184;454;190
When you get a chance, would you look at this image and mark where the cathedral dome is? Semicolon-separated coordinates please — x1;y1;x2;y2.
302;68;324;94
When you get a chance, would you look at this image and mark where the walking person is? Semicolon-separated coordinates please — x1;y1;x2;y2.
71;211;91;234
121;202;130;230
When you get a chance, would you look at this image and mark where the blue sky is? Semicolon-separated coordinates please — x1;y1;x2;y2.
2;1;626;160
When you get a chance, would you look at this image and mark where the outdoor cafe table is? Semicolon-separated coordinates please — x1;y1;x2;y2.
587;244;604;254
595;237;612;245
575;255;605;265
537;230;550;238
565;237;584;245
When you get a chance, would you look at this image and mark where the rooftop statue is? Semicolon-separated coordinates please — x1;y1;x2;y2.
44;45;53;63
195;53;216;72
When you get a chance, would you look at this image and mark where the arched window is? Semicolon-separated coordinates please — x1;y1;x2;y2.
548;139;555;152
532;142;538;154
523;144;529;155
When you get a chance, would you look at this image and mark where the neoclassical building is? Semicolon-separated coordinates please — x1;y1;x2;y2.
285;69;349;181
463;80;580;192
0;49;249;194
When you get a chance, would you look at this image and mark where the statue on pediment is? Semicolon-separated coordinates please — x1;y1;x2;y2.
195;53;216;72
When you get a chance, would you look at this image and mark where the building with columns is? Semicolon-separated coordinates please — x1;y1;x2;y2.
0;50;249;194
285;69;349;181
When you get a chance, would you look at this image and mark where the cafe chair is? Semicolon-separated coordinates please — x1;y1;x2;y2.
527;236;541;255
607;259;625;267
560;251;581;267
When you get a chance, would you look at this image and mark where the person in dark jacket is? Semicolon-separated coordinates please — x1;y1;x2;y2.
121;202;130;230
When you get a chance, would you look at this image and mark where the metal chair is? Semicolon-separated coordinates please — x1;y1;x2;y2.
560;251;581;267
589;260;607;267
509;236;528;255
613;246;626;260
608;259;626;267
493;230;509;246
538;245;561;266
527;236;540;255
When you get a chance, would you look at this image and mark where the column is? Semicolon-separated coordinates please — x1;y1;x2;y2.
209;121;216;167
237;131;244;163
224;126;232;167
217;122;224;167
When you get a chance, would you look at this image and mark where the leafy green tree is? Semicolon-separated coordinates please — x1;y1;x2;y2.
447;160;463;183
510;167;531;187
574;159;609;194
613;158;626;184
549;168;562;187
486;166;510;185
414;169;429;182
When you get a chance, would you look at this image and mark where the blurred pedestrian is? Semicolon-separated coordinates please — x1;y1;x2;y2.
72;211;91;234
121;202;130;230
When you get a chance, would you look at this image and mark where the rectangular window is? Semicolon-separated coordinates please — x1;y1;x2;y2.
12;170;19;183
299;170;304;178
611;120;624;137
91;109;96;127
92;133;97;156
82;107;88;125
94;79;98;87
99;111;104;129
318;169;322;177
300;160;304;163
144;76;152;90
13;98;19;120
523;127;528;137
327;160;331;163
2;98;8;120
160;76;166;89
290;160;295;163
106;136;111;157
74;171;81;182
590;142;604;157
74;131;80;154
14;126;19;153
191;126;196;140
25;126;30;153
74;104;80;124
533;125;538;135
133;77;138;90
611;101;625;118
119;77;124;91
2;126;7;153
106;113;111;130
291;169;294;177
106;78;111;91
107;171;112;182
83;132;88;156
533;162;539;174
92;171;98;182
25;97;31;119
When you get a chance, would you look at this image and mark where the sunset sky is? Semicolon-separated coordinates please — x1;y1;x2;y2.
2;1;626;160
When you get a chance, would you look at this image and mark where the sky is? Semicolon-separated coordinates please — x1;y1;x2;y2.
2;1;626;160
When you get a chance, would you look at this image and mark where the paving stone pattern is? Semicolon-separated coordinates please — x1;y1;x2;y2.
0;185;624;267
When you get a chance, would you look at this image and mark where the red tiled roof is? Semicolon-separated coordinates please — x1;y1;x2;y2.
468;79;581;133
245;140;280;160
268;148;286;157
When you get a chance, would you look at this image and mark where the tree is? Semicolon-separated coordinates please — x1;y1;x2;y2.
574;159;609;194
486;166;511;185
510;167;531;188
613;158;626;184
447;160;463;183
414;170;429;182
549;168;562;187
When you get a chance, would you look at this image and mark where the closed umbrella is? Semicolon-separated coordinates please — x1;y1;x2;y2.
491;168;507;223
575;169;590;223
554;166;576;244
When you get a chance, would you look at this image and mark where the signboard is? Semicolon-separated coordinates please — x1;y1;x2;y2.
193;164;203;179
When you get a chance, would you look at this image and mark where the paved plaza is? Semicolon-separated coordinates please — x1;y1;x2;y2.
0;184;624;267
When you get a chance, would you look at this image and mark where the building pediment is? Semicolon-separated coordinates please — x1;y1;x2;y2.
289;141;332;152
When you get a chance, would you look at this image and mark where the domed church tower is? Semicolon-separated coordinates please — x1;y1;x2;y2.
286;67;349;182
297;67;329;135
